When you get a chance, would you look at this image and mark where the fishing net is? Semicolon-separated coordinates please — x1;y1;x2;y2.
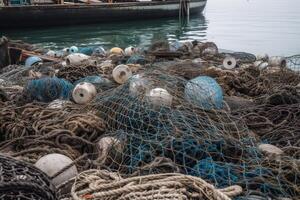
0;154;58;200
0;101;106;173
89;69;299;199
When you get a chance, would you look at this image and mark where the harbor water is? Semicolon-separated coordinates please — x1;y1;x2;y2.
2;0;300;56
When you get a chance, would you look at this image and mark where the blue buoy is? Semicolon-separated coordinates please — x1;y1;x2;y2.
69;46;79;54
25;56;42;68
184;76;223;109
93;46;106;56
79;47;94;56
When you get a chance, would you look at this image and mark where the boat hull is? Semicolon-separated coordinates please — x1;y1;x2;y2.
0;0;206;28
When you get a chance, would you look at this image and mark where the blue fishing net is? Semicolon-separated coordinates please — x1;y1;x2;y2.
23;77;73;102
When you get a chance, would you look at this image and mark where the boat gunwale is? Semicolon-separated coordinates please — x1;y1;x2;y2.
0;0;206;9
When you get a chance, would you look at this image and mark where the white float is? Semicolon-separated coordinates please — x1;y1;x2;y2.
46;50;56;57
254;61;269;69
268;56;287;68
34;153;78;186
124;46;135;56
97;136;123;159
72;82;97;104
112;64;132;84
129;74;148;96
146;88;173;107
65;53;90;65
256;53;269;61
223;56;237;69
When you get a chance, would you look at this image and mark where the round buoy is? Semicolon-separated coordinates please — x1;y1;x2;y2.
268;56;287;68
62;48;70;56
223;56;237;69
65;53;90;65
72;82;97;104
110;47;124;55
185;76;223;110
124;46;135;56
98;136;123;156
256;53;269;61
46;50;56;57
93;46;106;56
34;153;78;186
112;64;132;84
146;88;173;107
25;56;42;68
258;144;284;158
129;74;148;96
69;46;79;54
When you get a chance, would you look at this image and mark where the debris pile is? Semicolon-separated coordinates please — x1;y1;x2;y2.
0;36;299;200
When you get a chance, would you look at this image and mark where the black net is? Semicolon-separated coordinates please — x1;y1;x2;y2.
0;154;58;200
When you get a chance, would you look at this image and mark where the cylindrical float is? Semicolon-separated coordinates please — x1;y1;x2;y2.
268;56;287;68
72;82;97;104
110;47;124;55
65;53;90;65
46;50;56;57
146;88;173;107
112;64;132;84
254;61;269;69
69;46;79;54
124;46;135;56
256;53;269;61
93;46;106;56
223;56;237;69
34;153;78;186
129;74;148;96
185;76;223;110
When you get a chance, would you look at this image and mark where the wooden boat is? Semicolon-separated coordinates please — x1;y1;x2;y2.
0;0;207;29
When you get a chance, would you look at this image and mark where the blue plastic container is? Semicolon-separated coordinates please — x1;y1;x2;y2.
184;76;223;109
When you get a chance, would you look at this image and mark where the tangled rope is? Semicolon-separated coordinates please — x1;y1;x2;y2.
71;170;242;200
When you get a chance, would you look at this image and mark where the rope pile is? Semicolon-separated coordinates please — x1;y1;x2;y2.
70;170;242;200
0;39;299;200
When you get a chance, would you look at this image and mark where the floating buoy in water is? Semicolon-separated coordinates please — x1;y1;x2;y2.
258;144;283;159
124;46;135;56
72;82;97;104
46;50;56;57
34;153;78;186
65;53;90;65
185;76;223;110
256;53;269;61
69;46;79;54
268;56;286;68
146;88;173;107
223;56;237;69
110;47;124;55
112;64;132;84
25;56;42;68
129;74;148;96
